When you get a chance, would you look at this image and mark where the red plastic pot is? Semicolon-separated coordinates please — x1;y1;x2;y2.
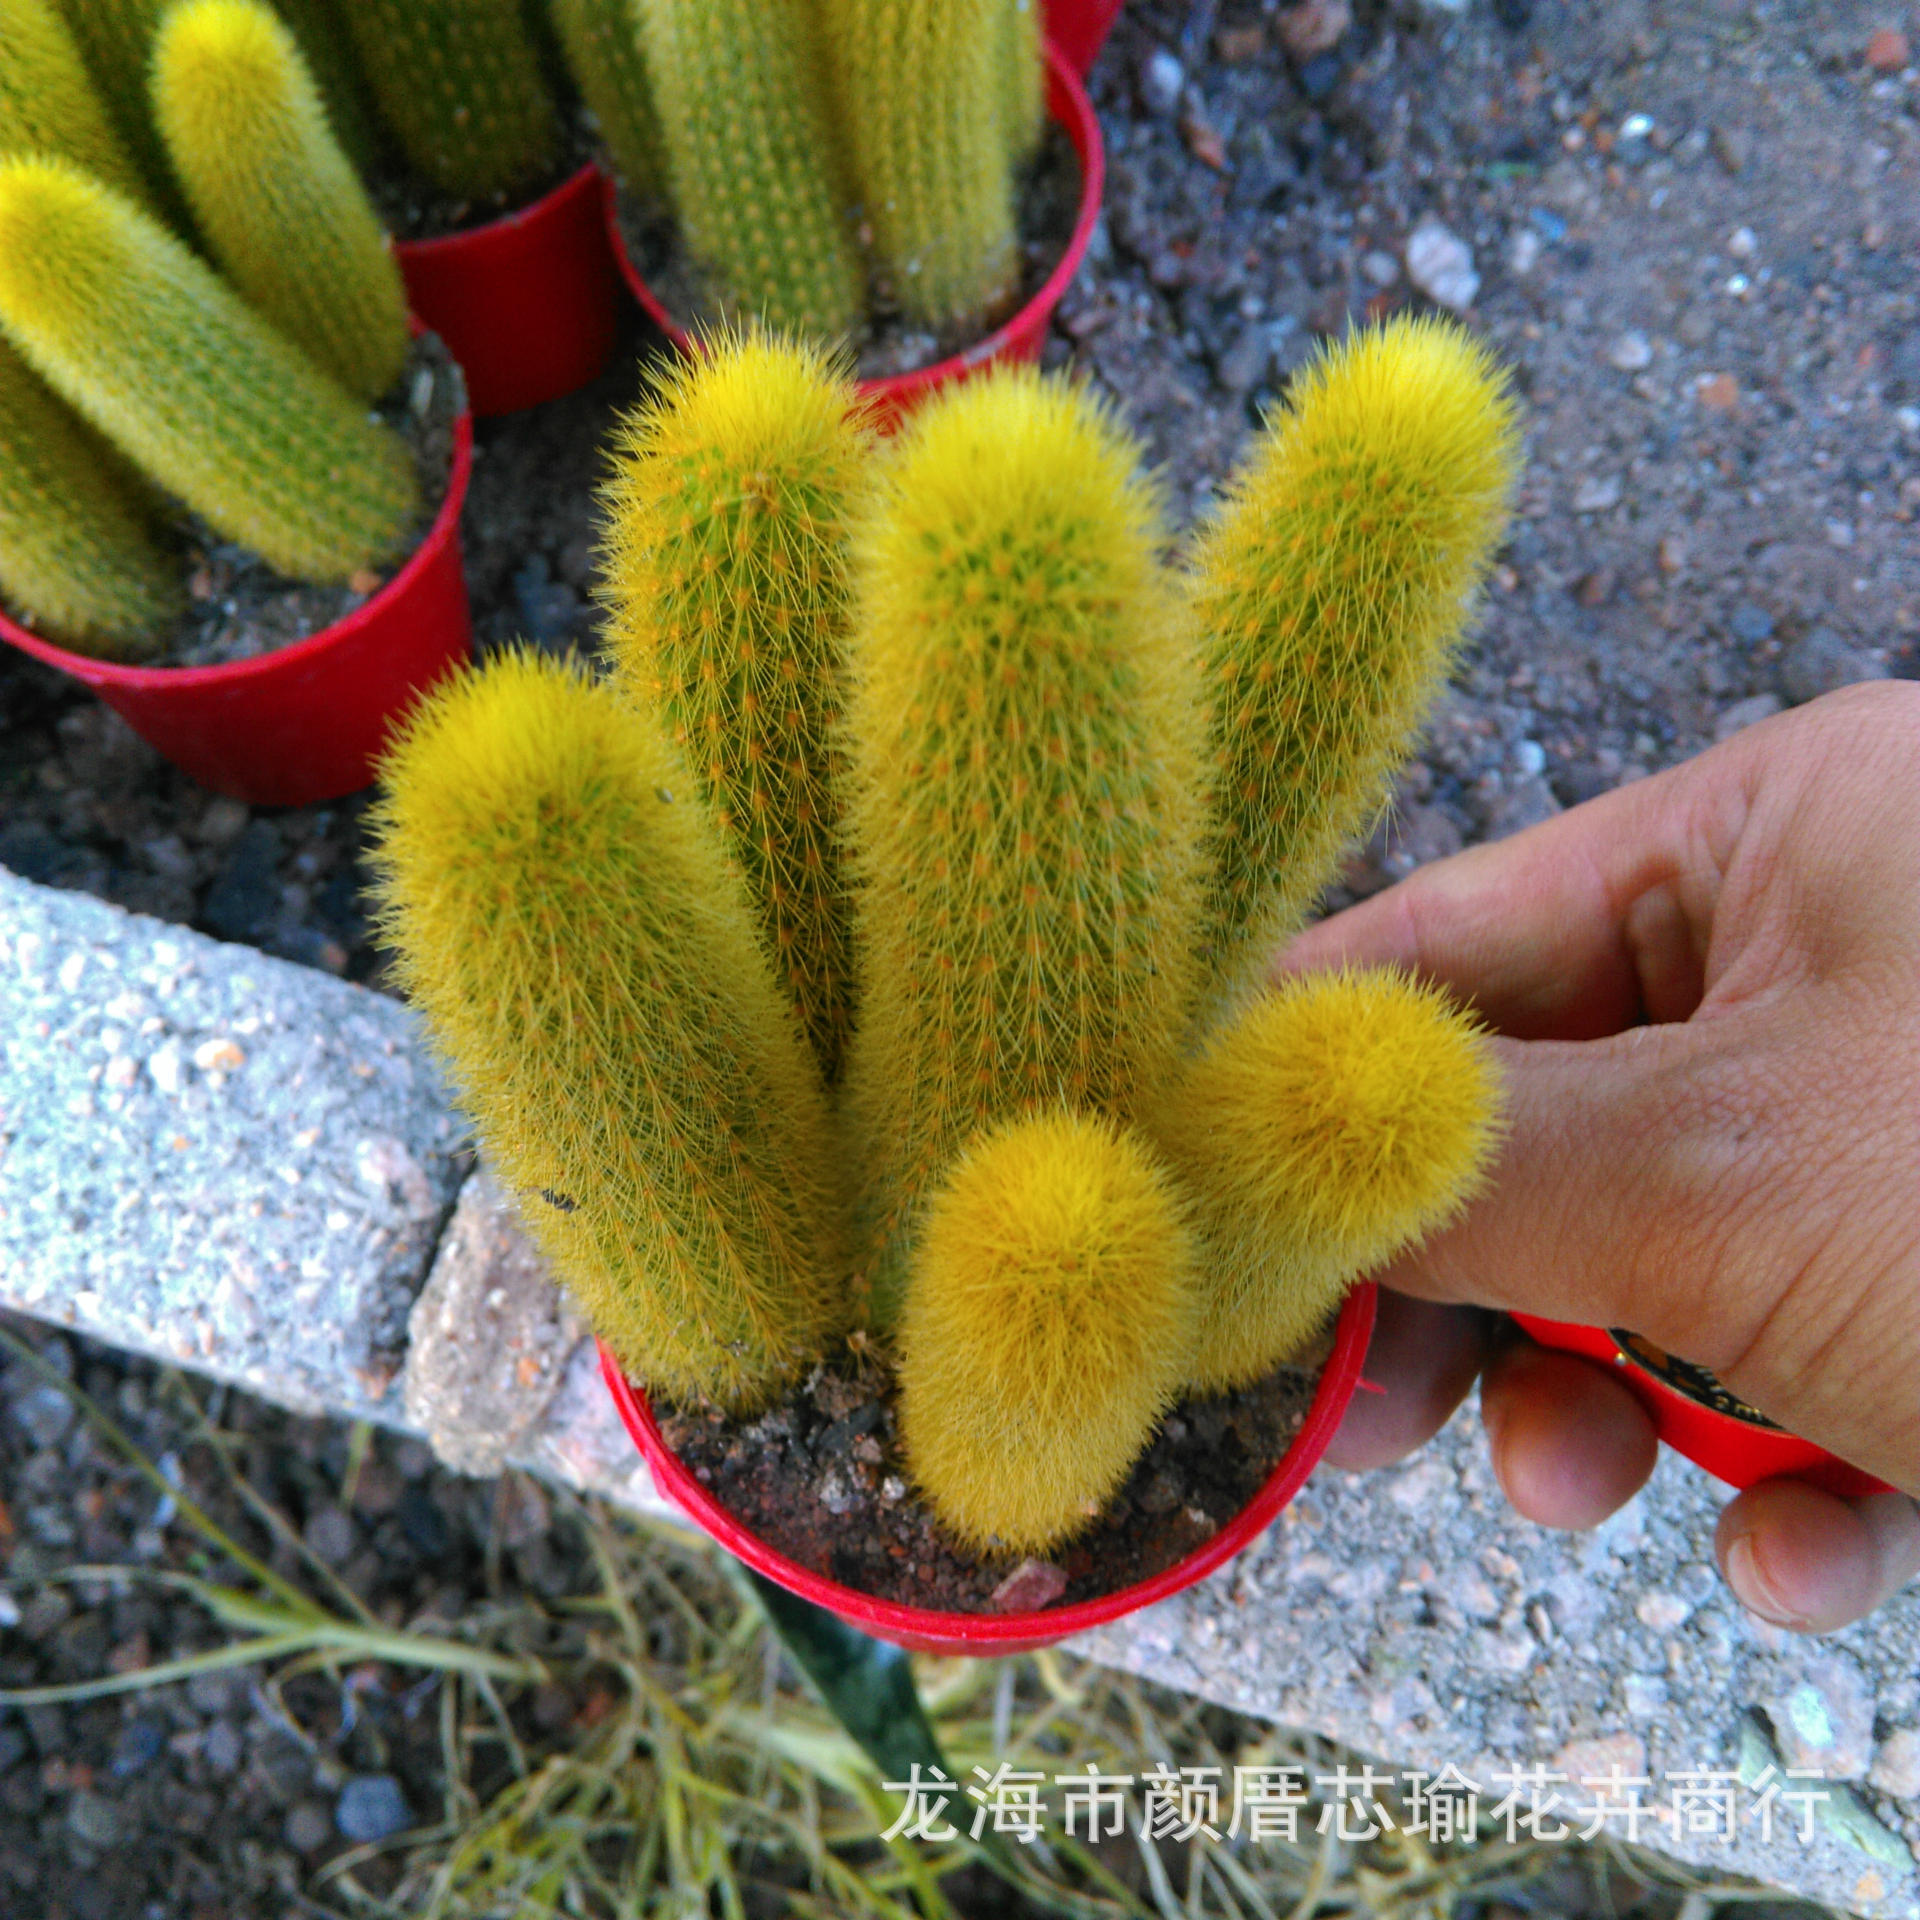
0;410;473;808
396;163;619;417
603;38;1105;429
1511;1313;1889;1501
602;1281;1376;1656
1042;0;1124;77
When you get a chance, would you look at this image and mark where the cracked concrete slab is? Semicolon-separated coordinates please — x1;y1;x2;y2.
2;869;1915;1915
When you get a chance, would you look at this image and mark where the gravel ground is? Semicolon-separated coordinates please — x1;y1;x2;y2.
3;0;1917;1910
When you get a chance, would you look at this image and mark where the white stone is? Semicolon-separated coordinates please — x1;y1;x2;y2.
1607;330;1654;371
1574;474;1623;512
1405;218;1479;311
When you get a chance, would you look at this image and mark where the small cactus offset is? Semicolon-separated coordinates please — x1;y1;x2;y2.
819;0;1021;334
0;0;158;212
1192;316;1520;985
1152;967;1504;1393
601;330;874;1083
153;0;409;401
898;1109;1201;1551
638;0;865;340
0;338;181;659
840;365;1206;1319
334;0;559;201
0;158;418;584
550;0;672;206
370;651;850;1411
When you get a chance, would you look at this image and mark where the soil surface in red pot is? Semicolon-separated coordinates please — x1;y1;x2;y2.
369;120;599;241
0;333;464;672
652;1342;1323;1614
609;121;1083;381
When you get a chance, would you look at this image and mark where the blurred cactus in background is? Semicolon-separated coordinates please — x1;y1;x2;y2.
0;0;159;211
0;337;181;658
637;0;864;339
153;0;409;400
0;157;418;586
334;0;560;200
550;0;672;205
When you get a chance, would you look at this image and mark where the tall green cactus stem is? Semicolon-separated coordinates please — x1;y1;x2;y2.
550;0;671;205
898;1109;1201;1552
998;0;1045;170
0;0;158;212
154;0;409;401
820;0;1020;334
50;0;184;212
334;0;558;200
370;650;850;1411
1151;967;1503;1393
0;338;180;659
602;331;873;1084
638;0;863;341
268;0;386;178
0;159;418;584
841;366;1207;1321
1192;316;1520;985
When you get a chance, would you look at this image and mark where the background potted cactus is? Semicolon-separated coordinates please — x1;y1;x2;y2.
372;315;1521;1651
584;0;1104;421
0;0;471;805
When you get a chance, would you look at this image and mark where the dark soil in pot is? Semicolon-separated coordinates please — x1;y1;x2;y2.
654;1341;1324;1615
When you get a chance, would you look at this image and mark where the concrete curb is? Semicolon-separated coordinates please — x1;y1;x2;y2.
3;868;1916;1914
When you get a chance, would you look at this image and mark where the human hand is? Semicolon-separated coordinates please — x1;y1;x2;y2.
1288;680;1920;1633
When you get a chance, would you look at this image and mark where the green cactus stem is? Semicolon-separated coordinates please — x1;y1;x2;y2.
0;0;158;212
0;157;418;585
601;329;874;1084
550;0;671;206
334;0;560;201
154;0;409;401
370;649;851;1411
819;0;1021;334
840;364;1206;1322
0;337;181;659
638;0;864;341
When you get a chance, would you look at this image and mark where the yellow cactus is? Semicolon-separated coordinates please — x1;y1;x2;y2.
840;364;1207;1318
0;337;180;659
0;0;157;212
153;0;408;400
898;1109;1200;1552
1152;966;1504;1393
601;329;874;1083
819;0;1020;333
1193;316;1520;985
370;651;850;1412
0;158;417;585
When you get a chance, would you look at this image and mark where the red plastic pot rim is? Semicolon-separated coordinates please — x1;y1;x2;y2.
1510;1312;1889;1500
0;408;473;698
602;37;1105;417
600;1281;1377;1654
393;160;604;267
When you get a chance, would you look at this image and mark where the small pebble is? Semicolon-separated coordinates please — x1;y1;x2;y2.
1714;693;1782;740
203;1720;244;1775
1779;626;1886;705
11;1383;75;1450
1573;474;1622;513
1762;1655;1875;1779
989;1559;1069;1612
67;1790;123;1848
1869;1729;1920;1799
1728;603;1774;645
1866;26;1911;73
1361;248;1400;288
336;1773;411;1844
1405;218;1479;311
1276;0;1351;62
286;1800;335;1854
1607;330;1653;371
1140;48;1184;117
1728;225;1758;259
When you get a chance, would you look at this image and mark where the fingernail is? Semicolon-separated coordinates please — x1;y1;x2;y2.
1725;1532;1812;1631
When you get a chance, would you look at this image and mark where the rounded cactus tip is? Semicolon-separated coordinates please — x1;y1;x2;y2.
623;322;870;458
1158;965;1506;1394
868;361;1166;600
897;1109;1201;1555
